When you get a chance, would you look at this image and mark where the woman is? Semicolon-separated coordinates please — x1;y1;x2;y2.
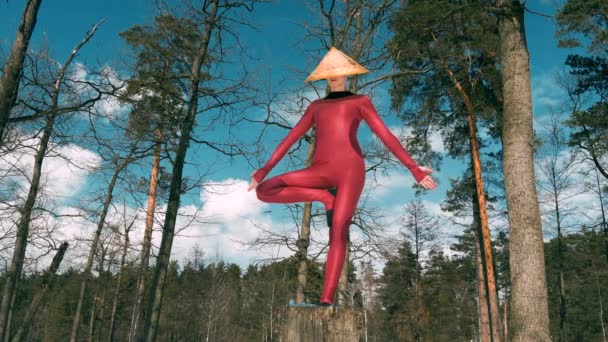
248;47;437;306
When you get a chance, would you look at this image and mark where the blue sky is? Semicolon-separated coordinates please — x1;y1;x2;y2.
0;0;592;268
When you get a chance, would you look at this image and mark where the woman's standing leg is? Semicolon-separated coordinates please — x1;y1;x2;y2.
319;168;365;304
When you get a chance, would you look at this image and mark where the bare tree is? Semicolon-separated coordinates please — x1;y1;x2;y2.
70;146;136;342
108;213;135;342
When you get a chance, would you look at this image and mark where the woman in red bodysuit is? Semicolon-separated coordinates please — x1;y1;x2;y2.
248;47;436;305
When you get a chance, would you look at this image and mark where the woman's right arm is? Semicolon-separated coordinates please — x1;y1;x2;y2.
252;102;316;183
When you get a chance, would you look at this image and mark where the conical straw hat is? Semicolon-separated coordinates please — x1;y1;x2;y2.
305;47;369;82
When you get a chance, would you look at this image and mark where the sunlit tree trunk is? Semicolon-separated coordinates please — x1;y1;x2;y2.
129;128;161;341
496;1;550;340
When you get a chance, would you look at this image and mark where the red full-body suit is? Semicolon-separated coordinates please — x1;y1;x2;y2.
253;93;426;304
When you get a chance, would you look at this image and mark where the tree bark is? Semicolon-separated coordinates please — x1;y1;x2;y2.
0;0;42;144
141;2;218;340
129;129;161;341
496;1;551;340
11;242;68;342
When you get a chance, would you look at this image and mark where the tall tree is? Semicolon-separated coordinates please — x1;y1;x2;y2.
140;1;259;339
118;25;183;341
0;0;42;144
494;0;551;340
388;1;503;339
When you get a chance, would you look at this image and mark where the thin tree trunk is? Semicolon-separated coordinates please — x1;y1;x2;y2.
109;220;133;342
468;109;502;342
595;168;608;261
11;242;68;342
129;129;161;341
3;293;15;342
444;63;501;342
496;1;551;340
70;155;132;342
595;272;607;342
142;2;218;340
0;108;53;341
474;216;492;342
0;0;42;144
296;131;316;304
87;298;97;342
554;195;567;341
503;297;509;341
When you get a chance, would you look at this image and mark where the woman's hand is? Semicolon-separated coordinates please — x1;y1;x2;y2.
417;166;437;190
248;170;259;191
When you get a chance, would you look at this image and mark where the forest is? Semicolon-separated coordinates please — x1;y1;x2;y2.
0;0;606;341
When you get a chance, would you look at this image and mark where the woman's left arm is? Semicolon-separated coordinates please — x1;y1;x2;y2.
359;96;427;183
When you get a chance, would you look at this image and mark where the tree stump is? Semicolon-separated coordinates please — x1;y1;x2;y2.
282;306;364;342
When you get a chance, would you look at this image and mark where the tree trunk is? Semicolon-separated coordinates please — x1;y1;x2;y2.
594;168;608;262
503;298;509;341
3;293;15;342
11;242;68;342
444;62;502;342
0;0;42;144
282;307;364;342
129;129;161;341
141;2;218;340
109;222;132;342
474;216;492;342
496;1;551;340
70;157;131;342
0;112;54;340
296;130;316;304
554;194;567;341
87;297;97;342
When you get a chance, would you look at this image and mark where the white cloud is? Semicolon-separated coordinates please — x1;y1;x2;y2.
0;135;101;201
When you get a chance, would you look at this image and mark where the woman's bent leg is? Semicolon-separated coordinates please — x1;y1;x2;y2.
256;167;335;210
